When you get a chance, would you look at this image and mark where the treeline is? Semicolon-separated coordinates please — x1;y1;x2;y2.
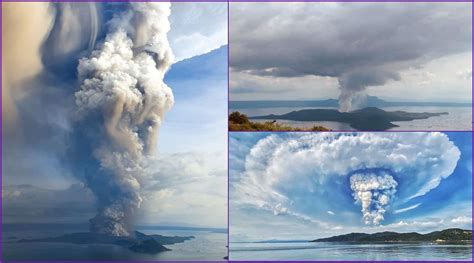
229;112;329;131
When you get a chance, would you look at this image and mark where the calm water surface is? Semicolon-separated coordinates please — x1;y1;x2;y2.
230;241;472;261
2;225;227;261
230;106;472;131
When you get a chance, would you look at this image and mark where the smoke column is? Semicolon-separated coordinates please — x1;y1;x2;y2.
74;2;174;236
232;132;460;226
337;70;401;112
350;172;398;225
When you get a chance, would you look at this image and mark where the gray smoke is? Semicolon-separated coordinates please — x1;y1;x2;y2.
75;2;174;236
338;70;401;112
229;3;471;111
2;2;174;236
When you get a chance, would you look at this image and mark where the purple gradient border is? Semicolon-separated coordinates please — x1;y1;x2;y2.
1;0;473;263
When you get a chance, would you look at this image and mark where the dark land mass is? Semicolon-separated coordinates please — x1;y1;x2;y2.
136;225;227;234
251;107;448;131
312;228;472;243
253;239;310;243
18;231;194;254
229;111;329;131
230;96;471;109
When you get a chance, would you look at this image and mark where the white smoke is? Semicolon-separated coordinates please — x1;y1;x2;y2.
350;172;398;225
232;133;460;225
75;2;174;236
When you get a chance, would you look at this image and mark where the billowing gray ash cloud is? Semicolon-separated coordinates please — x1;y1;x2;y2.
230;3;471;111
73;3;174;236
3;2;174;237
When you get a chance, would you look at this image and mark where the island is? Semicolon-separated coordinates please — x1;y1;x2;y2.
312;228;472;243
18;231;194;254
251;107;448;131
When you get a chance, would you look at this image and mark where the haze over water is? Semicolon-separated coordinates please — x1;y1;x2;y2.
230;105;472;131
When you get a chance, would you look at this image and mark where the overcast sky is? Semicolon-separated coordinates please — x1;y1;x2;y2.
230;2;472;102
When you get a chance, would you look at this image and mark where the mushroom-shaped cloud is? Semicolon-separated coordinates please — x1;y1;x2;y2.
232;133;460;225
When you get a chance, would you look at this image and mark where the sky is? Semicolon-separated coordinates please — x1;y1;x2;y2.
229;132;472;242
2;2;228;229
230;2;472;103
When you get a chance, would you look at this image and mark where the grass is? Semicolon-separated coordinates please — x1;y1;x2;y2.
229;111;329;131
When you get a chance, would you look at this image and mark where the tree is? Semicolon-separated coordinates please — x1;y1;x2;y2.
229;111;249;124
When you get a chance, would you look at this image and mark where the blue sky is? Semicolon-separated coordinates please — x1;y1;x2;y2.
134;45;228;228
230;132;472;241
159;45;227;154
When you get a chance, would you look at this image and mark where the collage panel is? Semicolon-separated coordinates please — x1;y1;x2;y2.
1;1;472;263
229;2;472;132
229;132;472;261
228;1;472;262
2;1;228;261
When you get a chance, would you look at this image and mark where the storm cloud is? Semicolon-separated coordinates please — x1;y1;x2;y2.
230;3;472;110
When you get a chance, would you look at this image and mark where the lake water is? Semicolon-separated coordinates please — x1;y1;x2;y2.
229;106;472;131
230;241;473;261
2;224;227;261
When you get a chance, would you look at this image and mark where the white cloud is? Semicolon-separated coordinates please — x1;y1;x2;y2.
230;70;339;100
232;133;460;226
327;211;335;215
393;203;421;214
139;152;227;228
451;216;472;224
381;219;445;231
457;69;472;80
169;2;227;61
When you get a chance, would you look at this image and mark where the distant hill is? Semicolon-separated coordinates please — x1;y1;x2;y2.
251;107;447;131
231;99;339;109
230;96;471;109
312;228;472;243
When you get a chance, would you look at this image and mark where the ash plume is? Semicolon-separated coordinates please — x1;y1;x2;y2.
338;70;401;112
2;2;54;132
74;2;174;236
350;172;398;225
229;3;471;112
232;133;460;225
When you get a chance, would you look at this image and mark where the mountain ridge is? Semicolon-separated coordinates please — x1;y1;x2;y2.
312;228;472;242
251;107;447;131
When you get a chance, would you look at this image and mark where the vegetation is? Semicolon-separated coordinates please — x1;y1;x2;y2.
312;228;472;243
229;111;329;131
